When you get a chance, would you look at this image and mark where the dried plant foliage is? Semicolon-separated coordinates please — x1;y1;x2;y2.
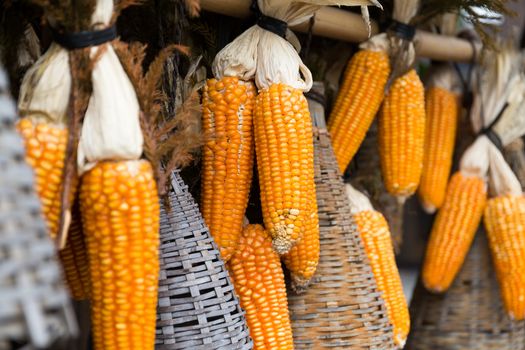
114;41;202;196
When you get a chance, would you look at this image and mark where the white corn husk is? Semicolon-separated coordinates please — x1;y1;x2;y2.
459;135;490;181
488;142;522;197
212;0;381;91
490;75;525;147
18;0;143;174
425;64;462;94
345;183;374;213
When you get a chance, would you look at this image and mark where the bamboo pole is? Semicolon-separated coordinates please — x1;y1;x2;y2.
200;0;478;62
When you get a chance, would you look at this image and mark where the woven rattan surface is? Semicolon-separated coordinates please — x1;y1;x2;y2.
287;91;395;350
0;67;77;348
407;231;525;350
155;170;252;350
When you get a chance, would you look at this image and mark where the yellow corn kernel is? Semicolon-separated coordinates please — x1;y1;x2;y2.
201;77;255;262
17;118;75;239
418;87;459;212
354;210;409;347
80;160;159;350
379;69;425;198
227;224;294;350
484;194;525;320
422;172;487;292
254;83;315;254
59;208;90;300
328;50;390;174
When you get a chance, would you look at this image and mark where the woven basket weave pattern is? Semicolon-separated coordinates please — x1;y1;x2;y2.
288;90;395;349
407;231;525;350
0;67;76;348
155;170;252;349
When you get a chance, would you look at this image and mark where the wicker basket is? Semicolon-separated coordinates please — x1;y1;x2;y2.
155;170;252;349
0;67;77;348
406;231;525;350
287;84;395;350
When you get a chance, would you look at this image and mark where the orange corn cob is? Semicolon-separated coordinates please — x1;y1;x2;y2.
328;50;390;173
418;87;459;212
227;224;294;350
422;172;487;292
80;160;159;350
379;69;425;198
16;118;74;239
254;83;315;254
58;208;90;300
201;77;255;261
282;177;319;290
354;210;410;347
484;194;525;320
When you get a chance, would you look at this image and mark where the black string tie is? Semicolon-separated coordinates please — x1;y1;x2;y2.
479;102;508;151
51;25;117;50
388;19;416;41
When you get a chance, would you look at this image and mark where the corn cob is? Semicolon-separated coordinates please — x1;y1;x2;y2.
328;50;390;173
484;194;525;320
58;207;90;300
254;83;315;254
379;69;425;198
347;185;409;347
80;159;159;350
16;118;74;240
227;224;294;350
201;77;255;262
422;172;487;292
418;86;459;212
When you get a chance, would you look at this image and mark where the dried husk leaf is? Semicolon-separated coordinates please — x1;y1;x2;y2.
488;141;522;197
212;0;382;91
491;75;525;147
425;63;462;94
345;183;374;213
387;0;419;78
459;135;490;181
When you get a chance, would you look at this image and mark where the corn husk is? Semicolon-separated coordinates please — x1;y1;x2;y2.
459;135;490;182
18;0;143;175
346;183;374;213
425;63;462;94
488;141;522;197
212;0;381;91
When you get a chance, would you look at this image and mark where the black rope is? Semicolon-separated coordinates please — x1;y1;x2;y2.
304;89;326;110
388;19;416;41
452;38;477;110
251;0;288;38
479;102;508;151
51;25;117;50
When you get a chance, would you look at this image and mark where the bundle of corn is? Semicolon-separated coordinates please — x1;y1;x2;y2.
408;231;525;350
422;49;524;293
213;0;380;257
227;224;293;349
418;16;463;212
327;28;390;174
288;82;395;349
0;64;77;348
346;184;409;347
378;0;426;200
155;170;252;349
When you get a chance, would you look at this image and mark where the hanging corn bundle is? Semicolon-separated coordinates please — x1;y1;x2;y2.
214;0;380;255
422;49;524;293
0;62;77;348
227;224;293;349
327;23;390;174
378;0;425;200
288;82;395;349
346;184;409;347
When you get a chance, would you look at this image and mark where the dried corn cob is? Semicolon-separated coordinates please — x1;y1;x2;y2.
254;83;316;254
58;206;90;300
201;77;255;261
422;172;487;292
17;118;74;240
80;160;159;349
227;224;293;350
347;184;409;347
379;69;425;199
484;194;525;320
418;86;459;213
328;49;390;173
